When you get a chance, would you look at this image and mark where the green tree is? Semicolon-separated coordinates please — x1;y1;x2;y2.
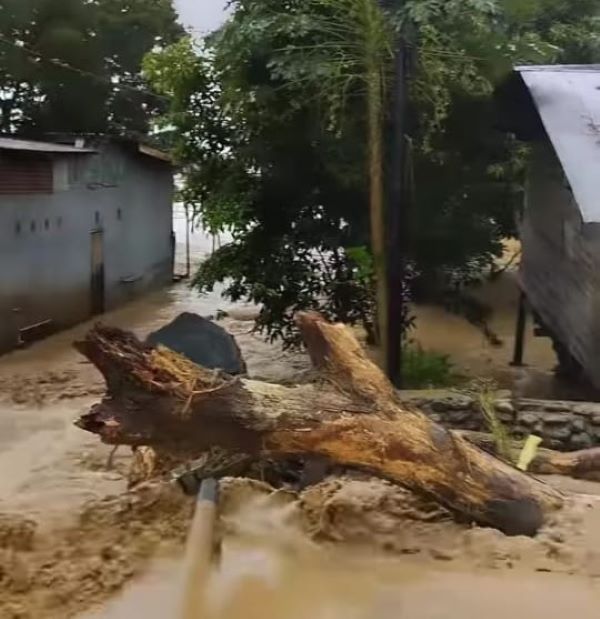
146;0;600;346
0;0;183;136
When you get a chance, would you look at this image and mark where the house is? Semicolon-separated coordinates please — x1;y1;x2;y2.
0;136;174;352
500;65;600;388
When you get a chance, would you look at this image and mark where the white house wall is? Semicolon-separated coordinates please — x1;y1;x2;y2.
0;144;174;352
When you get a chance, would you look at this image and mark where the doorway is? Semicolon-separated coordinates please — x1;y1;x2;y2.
91;230;105;315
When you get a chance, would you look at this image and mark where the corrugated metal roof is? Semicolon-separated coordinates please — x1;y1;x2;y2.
516;65;600;223
0;137;96;154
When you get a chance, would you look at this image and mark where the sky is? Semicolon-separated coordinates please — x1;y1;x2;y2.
175;0;230;34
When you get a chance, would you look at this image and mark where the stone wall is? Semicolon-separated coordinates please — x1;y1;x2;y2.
402;391;600;452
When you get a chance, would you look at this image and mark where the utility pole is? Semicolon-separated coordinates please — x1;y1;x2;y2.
184;203;191;279
384;3;411;388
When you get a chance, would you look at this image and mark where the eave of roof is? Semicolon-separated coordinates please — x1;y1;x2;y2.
138;143;172;163
0;137;96;154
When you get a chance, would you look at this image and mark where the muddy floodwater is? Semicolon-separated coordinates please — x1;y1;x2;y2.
0;224;593;619
84;562;600;619
82;475;600;619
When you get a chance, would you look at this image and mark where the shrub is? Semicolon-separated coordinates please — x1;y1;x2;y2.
402;345;455;389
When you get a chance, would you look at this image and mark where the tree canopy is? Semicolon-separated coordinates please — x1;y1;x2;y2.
146;0;600;345
0;0;183;136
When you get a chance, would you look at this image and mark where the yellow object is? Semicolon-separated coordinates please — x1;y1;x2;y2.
517;435;543;472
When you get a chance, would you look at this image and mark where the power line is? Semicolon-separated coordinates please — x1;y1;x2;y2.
0;28;493;124
0;33;170;104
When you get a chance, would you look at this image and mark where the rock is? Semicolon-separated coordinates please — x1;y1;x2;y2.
574;403;600;417
431;396;472;412
494;401;514;415
444;410;471;424
517;400;547;412
570;432;593;450
538;401;572;413
518;412;542;428
544;424;573;441
542;412;571;425
146;312;247;375
572;417;587;433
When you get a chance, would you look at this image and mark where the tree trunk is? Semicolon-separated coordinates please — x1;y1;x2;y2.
74;312;563;536
460;431;600;481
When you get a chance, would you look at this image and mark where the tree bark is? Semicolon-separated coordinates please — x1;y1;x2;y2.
460;431;600;481
74;313;563;536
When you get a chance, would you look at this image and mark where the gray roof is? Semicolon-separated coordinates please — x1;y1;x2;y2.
0;137;96;154
516;65;600;223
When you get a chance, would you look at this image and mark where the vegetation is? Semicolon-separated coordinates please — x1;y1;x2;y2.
402;346;454;389
470;379;514;464
0;0;183;136
146;0;600;346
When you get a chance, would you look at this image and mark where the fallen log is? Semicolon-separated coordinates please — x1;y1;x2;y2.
74;313;563;536
460;431;600;481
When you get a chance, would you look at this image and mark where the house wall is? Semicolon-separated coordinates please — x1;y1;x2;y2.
0;143;174;352
520;141;600;387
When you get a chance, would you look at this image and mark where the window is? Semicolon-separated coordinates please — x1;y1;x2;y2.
0;154;53;194
44;218;50;231
95;211;101;226
15;221;21;235
30;220;36;232
85;152;124;188
117;208;122;221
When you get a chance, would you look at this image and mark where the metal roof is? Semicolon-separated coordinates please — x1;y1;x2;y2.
516;65;600;223
0;137;96;154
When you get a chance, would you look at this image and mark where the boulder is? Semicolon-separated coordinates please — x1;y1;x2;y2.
146;312;247;375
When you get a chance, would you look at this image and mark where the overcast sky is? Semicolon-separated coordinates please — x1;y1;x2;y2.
175;0;230;34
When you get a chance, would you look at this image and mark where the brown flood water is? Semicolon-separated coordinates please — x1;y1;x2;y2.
84;553;600;619
0;229;586;619
82;478;600;619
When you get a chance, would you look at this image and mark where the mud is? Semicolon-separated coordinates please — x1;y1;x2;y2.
298;475;600;574
2;473;600;619
0;483;192;619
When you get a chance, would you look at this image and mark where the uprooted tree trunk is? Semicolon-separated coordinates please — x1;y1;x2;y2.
460;431;600;481
74;313;564;536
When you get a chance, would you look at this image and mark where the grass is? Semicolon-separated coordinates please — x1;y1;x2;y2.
469;378;514;464
402;345;456;389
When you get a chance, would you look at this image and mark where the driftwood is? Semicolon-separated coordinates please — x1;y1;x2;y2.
125;432;600;489
460;431;600;481
74;313;564;536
